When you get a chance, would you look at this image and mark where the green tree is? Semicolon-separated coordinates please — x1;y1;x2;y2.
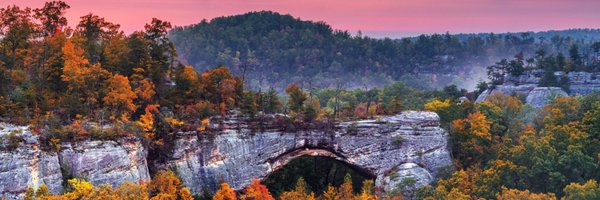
33;1;70;36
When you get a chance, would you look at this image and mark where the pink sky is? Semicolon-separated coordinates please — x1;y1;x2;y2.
4;0;600;38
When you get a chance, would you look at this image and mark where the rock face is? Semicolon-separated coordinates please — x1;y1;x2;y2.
59;138;150;188
0;124;150;200
0;124;63;200
477;71;600;107
0;111;452;199
168;111;453;194
525;87;568;108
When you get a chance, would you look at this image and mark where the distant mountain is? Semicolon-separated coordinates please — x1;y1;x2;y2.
169;11;600;91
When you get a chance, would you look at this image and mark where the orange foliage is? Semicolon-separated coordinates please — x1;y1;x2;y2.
103;74;137;120
135;79;156;102
244;179;275;200
213;183;237;200
496;187;556;200
136;105;159;139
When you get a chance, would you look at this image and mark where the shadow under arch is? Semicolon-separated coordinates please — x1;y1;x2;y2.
262;147;378;197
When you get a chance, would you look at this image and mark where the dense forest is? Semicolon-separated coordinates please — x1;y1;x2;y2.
3;1;600;200
170;11;600;91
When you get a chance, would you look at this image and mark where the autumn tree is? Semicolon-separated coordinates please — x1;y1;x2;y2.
148;170;192;200
63;179;95;199
280;177;315;200
357;180;376;200
433;170;474;199
537;96;581;127
115;181;150;200
213;182;237;200
0;5;37;69
285;83;307;113
201;67;238;115
477;93;524;139
173;65;201;104
496;187;555;200
61;39;111;116
322;185;338;200
103;74;137;120
563;179;600;200
135;79;156;107
335;174;355;200
244;179;275;200
451;112;492;167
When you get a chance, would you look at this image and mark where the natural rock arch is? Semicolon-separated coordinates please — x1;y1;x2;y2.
265;147;378;181
167;111;453;194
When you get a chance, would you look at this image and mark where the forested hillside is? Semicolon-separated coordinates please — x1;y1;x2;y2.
170;11;600;91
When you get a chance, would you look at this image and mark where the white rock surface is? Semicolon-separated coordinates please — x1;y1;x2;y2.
0;124;63;200
168;111;453;194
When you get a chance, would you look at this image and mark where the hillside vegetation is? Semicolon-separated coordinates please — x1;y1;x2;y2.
170;11;600;90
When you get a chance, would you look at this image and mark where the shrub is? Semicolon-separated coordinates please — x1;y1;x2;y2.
4;129;24;150
391;135;405;146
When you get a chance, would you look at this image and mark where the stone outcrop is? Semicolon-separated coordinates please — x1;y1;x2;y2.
59;138;150;188
477;71;600;107
524;87;568;108
168;111;453;194
0;124;150;200
0;124;63;200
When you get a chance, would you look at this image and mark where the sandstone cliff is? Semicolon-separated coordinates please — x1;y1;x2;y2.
0;111;452;199
0;124;150;199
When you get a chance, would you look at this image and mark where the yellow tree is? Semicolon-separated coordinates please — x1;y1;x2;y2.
280;177;314;200
451;112;492;167
563;179;600;200
103;74;137;120
424;99;451;112
322;185;338;200
89;184;119;200
435;170;473;198
358;180;376;200
63;179;95;199
335;174;355;200
537;96;581;126
213;182;237;200
136;104;158;140
496;187;556;200
115;181;149;200
148;170;181;198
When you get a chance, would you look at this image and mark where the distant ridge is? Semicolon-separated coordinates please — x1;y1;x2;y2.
170;11;600;91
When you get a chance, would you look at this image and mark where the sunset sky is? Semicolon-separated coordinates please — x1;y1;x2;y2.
5;0;600;38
